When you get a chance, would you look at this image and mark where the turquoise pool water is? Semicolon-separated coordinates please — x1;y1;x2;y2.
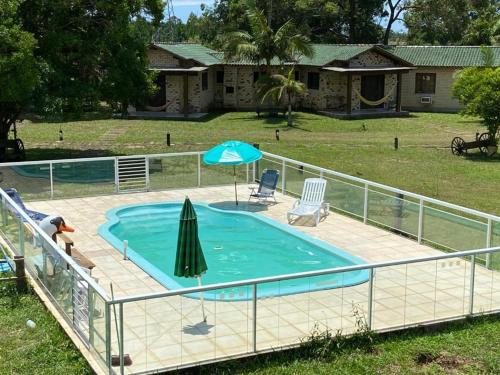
99;202;368;300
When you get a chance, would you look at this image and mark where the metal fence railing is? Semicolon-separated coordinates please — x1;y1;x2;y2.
0;151;499;375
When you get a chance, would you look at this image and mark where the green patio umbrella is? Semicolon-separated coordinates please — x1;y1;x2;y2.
174;197;208;321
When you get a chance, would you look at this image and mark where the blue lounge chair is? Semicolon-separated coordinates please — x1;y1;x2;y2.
249;169;280;203
0;256;12;273
3;188;48;221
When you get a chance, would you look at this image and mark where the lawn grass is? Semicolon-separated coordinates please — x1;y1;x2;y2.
18;112;500;214
186;315;500;375
0;283;92;374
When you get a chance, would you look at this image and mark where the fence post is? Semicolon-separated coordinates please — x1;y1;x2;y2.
197;153;201;187
468;255;476;315
114;157;119;193
18;218;25;256
145;156;150;192
13;256;26;293
252;284;257;353
418;199;424;244
367;268;374;330
281;160;286;195
88;286;94;346
119;302;124;375
49;161;54;199
486;219;492;269
363;184;369;224
252;161;256;182
105;302;112;374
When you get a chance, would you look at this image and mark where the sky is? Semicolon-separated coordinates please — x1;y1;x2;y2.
171;0;213;21
170;0;406;32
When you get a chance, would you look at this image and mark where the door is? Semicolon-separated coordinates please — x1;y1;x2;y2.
148;72;166;107
360;74;385;109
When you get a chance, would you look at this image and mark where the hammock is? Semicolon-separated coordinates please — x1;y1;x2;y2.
145;103;169;112
353;84;396;107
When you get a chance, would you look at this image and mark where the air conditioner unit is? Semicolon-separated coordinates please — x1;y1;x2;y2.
420;96;433;104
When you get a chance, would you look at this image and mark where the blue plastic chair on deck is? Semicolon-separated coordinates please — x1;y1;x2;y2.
248;169;280;203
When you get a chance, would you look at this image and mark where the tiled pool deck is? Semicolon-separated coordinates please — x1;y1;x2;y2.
28;185;500;374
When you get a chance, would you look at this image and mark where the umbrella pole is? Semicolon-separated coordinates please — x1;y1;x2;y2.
197;276;207;322
233;165;238;206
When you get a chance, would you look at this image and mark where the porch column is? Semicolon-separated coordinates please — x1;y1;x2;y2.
346;72;352;114
396;72;402;112
183;73;189;116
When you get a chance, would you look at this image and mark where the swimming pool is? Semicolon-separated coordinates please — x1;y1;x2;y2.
99;202;368;300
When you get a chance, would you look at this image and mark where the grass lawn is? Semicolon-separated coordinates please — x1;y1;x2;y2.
18;112;500;214
0;284;92;374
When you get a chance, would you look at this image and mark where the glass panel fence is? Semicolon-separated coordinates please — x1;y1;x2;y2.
367;190;420;238
372;256;472;330
201;163;247;187
52;159;116;198
0;163;52;200
119;285;252;374
473;252;500;314
323;174;365;218
256;270;369;352
148;155;198;190
284;164;321;197
422;206;488;251
89;288;109;371
493;220;500;248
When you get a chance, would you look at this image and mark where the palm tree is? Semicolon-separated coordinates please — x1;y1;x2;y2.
222;8;313;74
260;68;305;127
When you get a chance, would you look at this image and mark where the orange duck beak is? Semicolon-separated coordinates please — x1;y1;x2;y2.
58;223;75;233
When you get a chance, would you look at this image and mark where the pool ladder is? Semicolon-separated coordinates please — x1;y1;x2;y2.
116;156;149;193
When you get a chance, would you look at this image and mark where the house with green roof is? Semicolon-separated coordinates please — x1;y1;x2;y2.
143;43;499;118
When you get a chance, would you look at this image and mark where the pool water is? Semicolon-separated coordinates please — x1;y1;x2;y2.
99;202;368;300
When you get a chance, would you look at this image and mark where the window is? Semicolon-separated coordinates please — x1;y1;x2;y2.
216;71;224;84
225;86;234;94
307;72;320;90
253;71;260;83
415;73;436;94
202;72;208;91
294;70;300;82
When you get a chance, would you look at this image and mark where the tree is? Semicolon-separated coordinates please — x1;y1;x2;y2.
19;0;164;116
463;2;500;45
404;0;499;45
0;0;40;158
222;7;313;74
404;0;469;45
259;68;306;126
453;49;500;148
382;0;412;45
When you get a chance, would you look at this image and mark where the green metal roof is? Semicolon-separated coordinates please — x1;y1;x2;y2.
299;44;375;66
386;46;500;67
153;43;221;66
151;43;500;68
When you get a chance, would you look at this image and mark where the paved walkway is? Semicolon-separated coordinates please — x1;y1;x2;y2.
28;186;500;374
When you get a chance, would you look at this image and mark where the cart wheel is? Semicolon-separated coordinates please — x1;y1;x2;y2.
478;132;490;154
451;137;466;156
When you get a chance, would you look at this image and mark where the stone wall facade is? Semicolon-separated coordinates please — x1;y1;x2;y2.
148;49;180;68
349;51;395;67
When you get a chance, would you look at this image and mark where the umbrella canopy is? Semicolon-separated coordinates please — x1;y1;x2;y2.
203;140;262;166
203;141;262;205
174;198;207;278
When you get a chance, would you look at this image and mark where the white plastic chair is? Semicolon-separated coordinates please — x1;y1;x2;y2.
287;178;329;226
